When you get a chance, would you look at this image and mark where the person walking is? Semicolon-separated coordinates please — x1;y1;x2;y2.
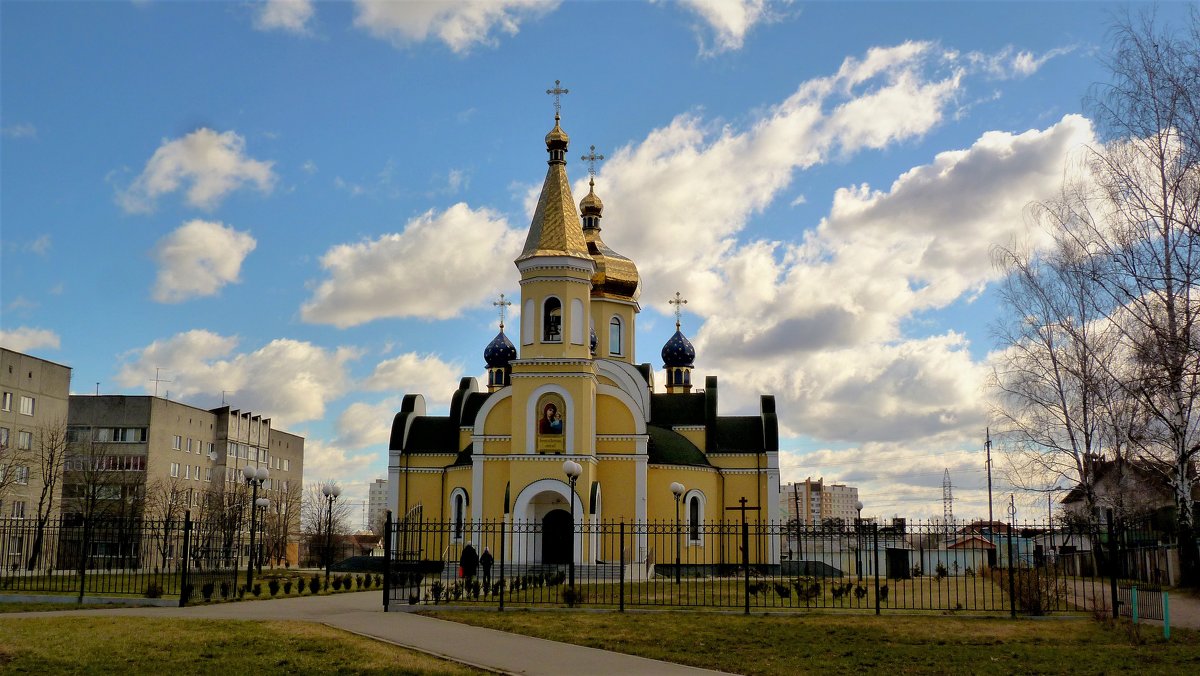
460;542;479;580
480;546;494;588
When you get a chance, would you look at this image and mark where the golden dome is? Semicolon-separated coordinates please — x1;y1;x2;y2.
545;113;570;148
579;179;604;216
584;221;640;301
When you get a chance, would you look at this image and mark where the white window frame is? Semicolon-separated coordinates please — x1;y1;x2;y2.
17;431;32;451
685;489;706;546
0;392;11;411
608;315;623;356
449;488;469;543
542;296;563;343
18;396;34;416
172;435;182;451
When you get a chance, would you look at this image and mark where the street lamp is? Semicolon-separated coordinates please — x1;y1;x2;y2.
670;482;685;584
855;500;864;583
563;460;581;588
255;496;269;574
242;464;269;590
322;481;342;589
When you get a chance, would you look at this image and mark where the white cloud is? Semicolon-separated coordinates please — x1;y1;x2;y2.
336;399;399;451
152;220;257;303
1;123;37;139
353;0;558;54
301;438;377;489
0;327;61;353
115;330;360;427
118;129;276;213
26;235;51;255
966;45;1077;80
677;0;779;55
255;0;315;34
362;352;465;396
301;159;318;174
301;203;525;327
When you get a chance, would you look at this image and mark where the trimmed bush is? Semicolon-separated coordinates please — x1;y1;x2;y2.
252;583;262;597
331;576;343;591
201;582;215;601
220;581;230;599
308;575;320;594
268;579;280;596
283;579;293;595
561;586;586;608
144;581;163;598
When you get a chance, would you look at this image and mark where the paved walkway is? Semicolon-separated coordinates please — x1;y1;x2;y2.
1065;580;1200;630
13;592;729;676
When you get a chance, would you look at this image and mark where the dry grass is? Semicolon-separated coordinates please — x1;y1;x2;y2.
0;617;480;675
429;609;1200;675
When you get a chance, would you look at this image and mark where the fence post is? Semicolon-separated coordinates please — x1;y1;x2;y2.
873;523;880;615
498;516;506;612
382;510;392;612
179;510;192;608
742;518;751;615
1107;509;1119;619
1007;523;1016;618
619;522;626;613
1163;592;1170;640
1131;585;1138;625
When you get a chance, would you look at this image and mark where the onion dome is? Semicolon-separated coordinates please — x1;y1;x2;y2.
661;329;695;368
581;178;640;301
545;113;570;148
484;330;517;368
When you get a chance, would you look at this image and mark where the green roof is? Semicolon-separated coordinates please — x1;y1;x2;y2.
649;393;705;426
646;424;711;467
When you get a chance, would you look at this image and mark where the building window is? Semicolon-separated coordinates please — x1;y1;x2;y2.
609;316;623;356
543;297;562;342
184;465;191;480
284;459;290;471
450;489;468;542
17;431;32;451
0;427;8;448
172;435;182;451
194;465;200;481
18;396;34;416
205;467;212;482
14;466;28;485
11;501;24;518
685;491;705;545
0;393;11;411
187;438;193;453
170;462;179;478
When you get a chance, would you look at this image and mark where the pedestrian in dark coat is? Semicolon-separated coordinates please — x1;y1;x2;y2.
460;542;479;579
480;546;494;587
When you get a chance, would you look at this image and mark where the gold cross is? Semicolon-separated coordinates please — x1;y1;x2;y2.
546;79;569;115
581;145;605;182
493;293;513;331
669;292;688;330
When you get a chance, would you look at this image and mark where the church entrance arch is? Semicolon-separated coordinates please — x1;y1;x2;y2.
541;509;572;564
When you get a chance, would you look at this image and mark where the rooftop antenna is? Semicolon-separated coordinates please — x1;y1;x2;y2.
151;367;172;398
222;390;235;406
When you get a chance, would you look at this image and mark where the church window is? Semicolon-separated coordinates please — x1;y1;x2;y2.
543;298;562;342
686;491;705;544
450;489;468;542
609;316;622;356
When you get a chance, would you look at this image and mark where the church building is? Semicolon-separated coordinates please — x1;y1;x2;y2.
388;93;781;568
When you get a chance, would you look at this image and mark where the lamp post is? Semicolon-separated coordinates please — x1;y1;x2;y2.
855;500;864;583
322;481;342;589
242;464;269;590
563;460;581;588
670;482;685;584
255;497;269;573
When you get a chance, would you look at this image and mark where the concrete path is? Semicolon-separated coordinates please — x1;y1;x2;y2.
12;592;730;676
1066;580;1200;629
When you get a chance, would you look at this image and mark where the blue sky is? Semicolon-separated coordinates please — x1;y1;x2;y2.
3;1;1178;524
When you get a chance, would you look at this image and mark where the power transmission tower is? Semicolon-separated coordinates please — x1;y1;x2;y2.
943;468;955;542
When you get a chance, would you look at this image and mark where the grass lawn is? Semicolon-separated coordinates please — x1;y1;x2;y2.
428;610;1200;675
0;617;479;675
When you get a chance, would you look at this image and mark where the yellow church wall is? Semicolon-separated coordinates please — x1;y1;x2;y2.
517;276;593;360
595;394;635;434
394;470;446;520
589;300;638;364
481;396;512;437
509;372;596;457
595;437;638;454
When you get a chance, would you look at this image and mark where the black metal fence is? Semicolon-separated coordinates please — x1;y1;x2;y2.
382;513;1181;616
0;514;247;604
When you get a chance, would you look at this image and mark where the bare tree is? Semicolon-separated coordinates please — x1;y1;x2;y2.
1078;8;1200;586
144;475;190;570
26;419;68;569
262;478;301;568
0;425;33;506
302;481;354;566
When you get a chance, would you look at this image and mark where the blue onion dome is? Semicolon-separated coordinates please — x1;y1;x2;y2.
661;330;695;368
484;330;517;368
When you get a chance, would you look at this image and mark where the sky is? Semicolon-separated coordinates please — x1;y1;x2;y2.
3;0;1183;526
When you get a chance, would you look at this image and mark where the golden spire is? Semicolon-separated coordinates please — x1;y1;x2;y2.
517;80;590;263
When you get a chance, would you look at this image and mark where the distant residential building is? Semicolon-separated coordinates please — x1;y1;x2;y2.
0;349;72;536
368;478;388;532
1061;457;1199;525
62;395;305;566
782;478;860;526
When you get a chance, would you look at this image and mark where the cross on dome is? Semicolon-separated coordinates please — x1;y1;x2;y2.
581;145;605;184
669;291;688;330
493;293;513;331
546;79;569;116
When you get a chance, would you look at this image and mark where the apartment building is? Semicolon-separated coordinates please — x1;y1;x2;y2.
0;348;71;534
782;478;860;526
367;478;388;533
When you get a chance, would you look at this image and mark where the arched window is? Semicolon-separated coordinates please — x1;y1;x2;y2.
608;316;623;355
686;490;706;544
450;489;468;542
543;298;562;342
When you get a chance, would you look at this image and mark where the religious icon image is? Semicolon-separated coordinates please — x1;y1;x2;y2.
540;401;563;435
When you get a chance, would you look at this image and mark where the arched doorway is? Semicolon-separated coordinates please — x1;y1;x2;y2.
541;509;572;564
